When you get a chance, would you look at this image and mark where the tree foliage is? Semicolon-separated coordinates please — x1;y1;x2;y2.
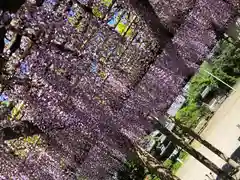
176;103;209;127
210;39;240;88
176;37;240;127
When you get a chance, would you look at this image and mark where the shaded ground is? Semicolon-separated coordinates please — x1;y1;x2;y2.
220;146;240;178
177;82;240;180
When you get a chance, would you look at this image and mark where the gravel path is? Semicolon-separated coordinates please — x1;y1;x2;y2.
177;82;240;180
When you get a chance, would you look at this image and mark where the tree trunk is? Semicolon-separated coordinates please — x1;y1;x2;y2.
153;119;234;180
134;142;180;180
0;27;6;54
128;0;173;48
173;119;240;171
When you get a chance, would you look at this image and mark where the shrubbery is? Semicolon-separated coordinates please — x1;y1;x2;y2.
176;103;210;128
176;38;240;127
117;158;161;180
163;151;189;174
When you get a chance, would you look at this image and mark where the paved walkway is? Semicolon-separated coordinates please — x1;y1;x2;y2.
177;83;240;180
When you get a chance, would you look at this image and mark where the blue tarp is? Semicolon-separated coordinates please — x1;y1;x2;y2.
68;8;75;17
90;60;98;73
0;93;9;106
20;62;29;74
45;0;57;5
108;11;120;26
